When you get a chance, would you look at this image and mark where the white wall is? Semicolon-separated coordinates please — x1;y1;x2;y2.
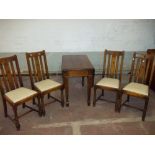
0;19;155;53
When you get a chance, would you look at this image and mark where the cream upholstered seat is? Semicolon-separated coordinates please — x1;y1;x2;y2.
34;79;62;92
5;87;37;104
96;77;119;89
123;82;148;96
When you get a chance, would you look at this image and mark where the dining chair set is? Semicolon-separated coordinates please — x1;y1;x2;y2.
0;51;64;130
0;50;154;130
93;50;155;123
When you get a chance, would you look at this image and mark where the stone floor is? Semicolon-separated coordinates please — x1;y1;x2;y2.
0;75;155;135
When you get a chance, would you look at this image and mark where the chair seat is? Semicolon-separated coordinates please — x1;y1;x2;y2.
96;77;119;89
123;82;148;96
34;79;62;92
5;87;37;104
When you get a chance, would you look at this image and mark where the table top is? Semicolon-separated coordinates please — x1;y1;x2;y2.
62;55;94;71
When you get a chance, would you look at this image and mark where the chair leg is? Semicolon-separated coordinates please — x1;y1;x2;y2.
142;98;149;121
41;96;46;116
82;77;85;87
22;103;26;108
33;98;36;105
101;90;104;96
115;91;120;112
61;89;64;107
127;95;130;102
93;87;97;107
37;97;42;117
117;91;123;113
2;97;7;117
13;106;20;130
48;93;50;99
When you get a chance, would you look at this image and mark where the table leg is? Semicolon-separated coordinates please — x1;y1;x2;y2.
87;75;92;106
63;76;69;106
82;77;85;87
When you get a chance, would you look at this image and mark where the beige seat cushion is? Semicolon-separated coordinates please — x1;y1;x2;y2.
96;77;119;89
123;82;148;96
5;87;37;103
34;79;62;92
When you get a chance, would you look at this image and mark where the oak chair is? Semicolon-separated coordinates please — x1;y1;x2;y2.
26;50;64;116
93;49;124;111
119;52;155;121
0;55;42;130
146;49;155;91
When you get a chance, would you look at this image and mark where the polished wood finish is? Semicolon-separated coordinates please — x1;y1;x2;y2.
93;49;124;111
0;55;41;130
62;55;95;106
102;50;124;81
147;49;155;91
120;52;155;121
129;53;150;84
26;50;64;115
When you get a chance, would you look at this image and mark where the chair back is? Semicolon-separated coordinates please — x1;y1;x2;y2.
129;52;155;86
26;50;49;88
0;55;23;95
146;49;155;89
103;49;124;82
147;49;155;54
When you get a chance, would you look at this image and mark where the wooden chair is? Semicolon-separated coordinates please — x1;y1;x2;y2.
119;52;155;121
93;49;124;111
146;49;155;91
26;50;64;116
0;55;42;130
